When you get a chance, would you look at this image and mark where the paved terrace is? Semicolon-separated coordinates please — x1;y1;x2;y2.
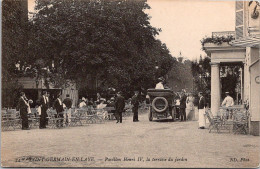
1;111;259;168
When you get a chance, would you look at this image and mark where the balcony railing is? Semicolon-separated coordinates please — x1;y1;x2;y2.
212;31;235;38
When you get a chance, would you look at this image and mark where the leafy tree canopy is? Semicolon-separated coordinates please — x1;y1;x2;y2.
28;0;174;92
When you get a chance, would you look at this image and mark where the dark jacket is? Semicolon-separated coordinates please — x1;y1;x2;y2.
115;96;125;112
18;97;28;113
180;95;187;108
54;98;64;113
198;96;205;109
131;95;139;107
40;96;49;111
63;98;73;109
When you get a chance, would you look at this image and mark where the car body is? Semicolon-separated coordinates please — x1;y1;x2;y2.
147;89;176;121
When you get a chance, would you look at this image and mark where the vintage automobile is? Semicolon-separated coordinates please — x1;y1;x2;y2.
147;89;176;121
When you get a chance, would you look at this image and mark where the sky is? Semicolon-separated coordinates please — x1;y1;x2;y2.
28;0;236;61
146;0;235;60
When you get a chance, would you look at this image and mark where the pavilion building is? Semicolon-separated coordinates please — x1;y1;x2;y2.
204;1;260;135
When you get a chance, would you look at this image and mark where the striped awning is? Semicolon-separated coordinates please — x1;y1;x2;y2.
230;35;260;47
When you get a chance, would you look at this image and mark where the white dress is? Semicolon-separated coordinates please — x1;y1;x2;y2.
186;96;195;120
198;96;206;127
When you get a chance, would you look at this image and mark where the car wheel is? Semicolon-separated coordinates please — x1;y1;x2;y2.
151;97;168;113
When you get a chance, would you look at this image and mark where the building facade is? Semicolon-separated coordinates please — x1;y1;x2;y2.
204;1;260;135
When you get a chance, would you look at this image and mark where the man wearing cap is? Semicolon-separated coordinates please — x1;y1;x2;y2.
222;92;234;119
115;92;125;123
131;91;140;122
155;78;164;89
63;94;73;126
198;92;206;129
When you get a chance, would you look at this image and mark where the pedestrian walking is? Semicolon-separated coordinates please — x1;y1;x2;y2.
39;91;49;129
131;91;139;122
115;92;125;123
179;91;187;121
198;92;206;129
54;93;64;127
18;92;30;130
63;94;73;126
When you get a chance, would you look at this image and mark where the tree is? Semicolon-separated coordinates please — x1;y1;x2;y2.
28;0;173;93
191;56;211;94
2;0;28;107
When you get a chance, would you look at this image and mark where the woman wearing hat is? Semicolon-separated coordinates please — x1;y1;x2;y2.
186;93;195;120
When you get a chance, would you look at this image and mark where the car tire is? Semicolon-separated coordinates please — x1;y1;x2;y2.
152;97;168;113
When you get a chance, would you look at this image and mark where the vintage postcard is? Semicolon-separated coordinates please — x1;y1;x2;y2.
1;0;260;168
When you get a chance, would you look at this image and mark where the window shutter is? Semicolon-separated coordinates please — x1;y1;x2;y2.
235;1;244;39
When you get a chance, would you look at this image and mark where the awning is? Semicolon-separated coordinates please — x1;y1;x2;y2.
230;35;260;47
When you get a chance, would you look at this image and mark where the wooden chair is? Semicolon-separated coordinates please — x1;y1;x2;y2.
1;109;21;131
233;111;248;134
103;107;115;120
205;110;222;133
46;109;64;129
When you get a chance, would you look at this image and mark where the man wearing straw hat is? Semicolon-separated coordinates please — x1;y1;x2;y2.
221;91;234;119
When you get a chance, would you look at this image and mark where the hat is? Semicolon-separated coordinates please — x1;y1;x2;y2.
225;92;230;94
158;77;164;81
100;98;106;101
82;97;86;101
111;97;115;100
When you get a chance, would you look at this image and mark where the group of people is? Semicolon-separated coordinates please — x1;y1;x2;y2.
18;91;73;130
78;91;140;123
155;78;208;129
175;91;207;129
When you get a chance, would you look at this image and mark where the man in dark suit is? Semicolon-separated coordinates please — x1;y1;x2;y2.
198;92;206;129
131;91;139;122
40;91;49;129
54;93;64;127
18;92;30;130
179;91;187;121
63;94;73;126
115;92;125;123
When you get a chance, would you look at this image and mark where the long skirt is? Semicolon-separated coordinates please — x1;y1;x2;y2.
198;108;206;127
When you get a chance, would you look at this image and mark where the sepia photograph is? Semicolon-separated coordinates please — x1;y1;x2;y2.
1;0;260;168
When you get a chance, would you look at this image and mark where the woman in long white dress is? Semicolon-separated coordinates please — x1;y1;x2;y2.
186;93;195;121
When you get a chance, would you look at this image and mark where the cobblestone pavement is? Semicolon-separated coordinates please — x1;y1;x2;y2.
1;111;259;168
